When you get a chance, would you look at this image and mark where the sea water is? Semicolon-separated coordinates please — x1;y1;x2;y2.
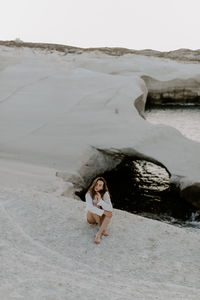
145;105;200;143
145;105;200;233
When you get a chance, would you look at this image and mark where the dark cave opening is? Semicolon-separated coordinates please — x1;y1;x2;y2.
76;157;197;223
144;93;200;110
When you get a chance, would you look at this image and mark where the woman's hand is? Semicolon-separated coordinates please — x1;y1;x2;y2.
95;192;101;200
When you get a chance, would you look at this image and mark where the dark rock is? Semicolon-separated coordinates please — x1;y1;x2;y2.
181;183;200;209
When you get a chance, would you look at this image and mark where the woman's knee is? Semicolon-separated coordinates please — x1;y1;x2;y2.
86;211;96;224
106;211;113;218
87;219;96;224
87;215;96;224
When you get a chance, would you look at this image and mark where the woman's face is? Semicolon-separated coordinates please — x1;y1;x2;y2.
94;180;104;192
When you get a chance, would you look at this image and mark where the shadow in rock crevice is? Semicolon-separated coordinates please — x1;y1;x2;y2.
76;156;196;223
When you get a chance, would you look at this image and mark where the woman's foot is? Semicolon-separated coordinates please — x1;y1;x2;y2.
101;230;109;236
94;232;101;244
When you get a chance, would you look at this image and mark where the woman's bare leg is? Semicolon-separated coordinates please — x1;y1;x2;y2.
94;216;112;243
94;214;112;243
92;214;101;226
86;211;97;224
97;216;112;235
94;215;112;244
98;214;109;235
99;214;106;226
86;211;101;226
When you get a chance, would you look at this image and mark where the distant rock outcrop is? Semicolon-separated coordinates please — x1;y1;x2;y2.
0;40;200;62
142;75;200;106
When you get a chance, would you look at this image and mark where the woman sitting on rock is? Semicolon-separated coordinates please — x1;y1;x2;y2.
85;176;113;244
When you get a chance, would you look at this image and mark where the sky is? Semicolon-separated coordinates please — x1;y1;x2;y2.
1;0;199;51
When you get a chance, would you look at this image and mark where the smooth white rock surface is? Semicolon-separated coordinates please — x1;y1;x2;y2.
0;46;200;191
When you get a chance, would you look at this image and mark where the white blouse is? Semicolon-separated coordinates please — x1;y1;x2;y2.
85;191;113;216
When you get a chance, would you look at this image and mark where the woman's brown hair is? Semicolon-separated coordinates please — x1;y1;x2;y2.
87;177;110;199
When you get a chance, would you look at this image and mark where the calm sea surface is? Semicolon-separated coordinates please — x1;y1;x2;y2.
145;105;200;143
145;105;200;234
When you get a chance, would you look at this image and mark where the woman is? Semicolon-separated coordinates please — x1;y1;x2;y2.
85;176;113;244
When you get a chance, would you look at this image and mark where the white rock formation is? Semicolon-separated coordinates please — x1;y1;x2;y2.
0;43;200;299
0;44;200;197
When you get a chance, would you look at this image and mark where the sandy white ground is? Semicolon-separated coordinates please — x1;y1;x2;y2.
0;45;200;299
1;181;200;299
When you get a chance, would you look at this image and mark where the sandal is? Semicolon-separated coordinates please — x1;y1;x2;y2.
94;233;101;244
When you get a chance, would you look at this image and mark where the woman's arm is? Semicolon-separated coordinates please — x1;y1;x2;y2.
97;192;113;212
85;192;104;216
